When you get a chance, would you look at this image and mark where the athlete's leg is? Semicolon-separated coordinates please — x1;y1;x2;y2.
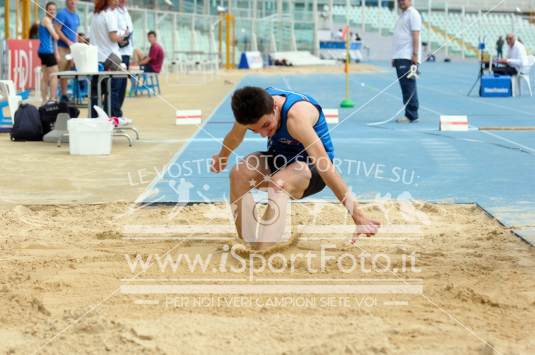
40;65;49;104
229;152;271;241
48;65;58;101
250;161;313;250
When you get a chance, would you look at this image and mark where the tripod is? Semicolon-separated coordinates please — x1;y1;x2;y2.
467;39;487;96
466;60;486;96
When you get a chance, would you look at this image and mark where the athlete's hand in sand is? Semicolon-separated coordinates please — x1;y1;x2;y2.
352;211;381;240
210;154;228;173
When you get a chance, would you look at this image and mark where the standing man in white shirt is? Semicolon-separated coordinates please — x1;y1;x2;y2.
392;0;421;123
116;0;133;114
88;0;123;118
494;33;529;76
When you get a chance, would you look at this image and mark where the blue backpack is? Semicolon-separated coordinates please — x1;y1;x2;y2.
10;104;43;141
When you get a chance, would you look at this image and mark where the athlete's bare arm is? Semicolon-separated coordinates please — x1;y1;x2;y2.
211;123;247;173
287;102;380;237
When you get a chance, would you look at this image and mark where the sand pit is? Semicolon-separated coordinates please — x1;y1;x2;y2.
1;202;534;354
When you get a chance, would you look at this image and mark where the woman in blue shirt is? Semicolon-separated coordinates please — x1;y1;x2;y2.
38;1;60;103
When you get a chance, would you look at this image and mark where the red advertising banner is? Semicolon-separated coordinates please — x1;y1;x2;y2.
7;39;40;91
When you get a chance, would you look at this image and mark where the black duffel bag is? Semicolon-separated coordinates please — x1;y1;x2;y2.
39;100;80;134
10;104;43;141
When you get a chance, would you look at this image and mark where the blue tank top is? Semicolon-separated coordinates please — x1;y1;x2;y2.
38;22;55;54
265;87;335;162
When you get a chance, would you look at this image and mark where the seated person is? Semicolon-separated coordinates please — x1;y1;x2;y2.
132;30;164;73
493;33;528;76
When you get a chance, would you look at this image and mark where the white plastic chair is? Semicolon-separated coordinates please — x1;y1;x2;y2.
0;80;23;123
512;55;534;97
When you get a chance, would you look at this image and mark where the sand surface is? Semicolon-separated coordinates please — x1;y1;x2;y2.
1;202;534;354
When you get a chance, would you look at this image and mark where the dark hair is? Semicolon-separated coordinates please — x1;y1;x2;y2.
45;1;56;11
147;31;157;37
231;87;274;125
29;23;39;39
94;0;111;13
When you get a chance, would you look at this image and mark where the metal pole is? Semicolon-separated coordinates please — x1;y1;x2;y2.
378;0;382;36
22;0;31;39
511;13;515;34
33;0;39;25
290;0;296;51
172;13;177;61
5;0;11;39
361;0;365;35
191;14;196;51
312;0;319;55
345;0;350;98
251;0;258;51
270;16;277;52
232;15;235;67
209;16;214;54
345;30;350;99
345;0;350;26
444;1;448;58
143;11;148;50
328;0;333;30
461;6;465;60
225;13;230;69
427;0;432;54
277;0;282;51
218;13;222;64
477;10;484;44
277;0;283;16
15;0;19;38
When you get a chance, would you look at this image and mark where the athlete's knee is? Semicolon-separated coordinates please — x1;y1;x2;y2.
293;162;312;180
270;174;301;198
229;165;244;185
230;162;256;186
281;170;312;199
268;176;287;192
243;154;264;171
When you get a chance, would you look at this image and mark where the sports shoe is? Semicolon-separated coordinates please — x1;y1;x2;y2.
114;116;132;126
396;116;411;123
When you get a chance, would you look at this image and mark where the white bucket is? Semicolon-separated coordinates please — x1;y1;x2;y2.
68;119;114;155
70;43;98;72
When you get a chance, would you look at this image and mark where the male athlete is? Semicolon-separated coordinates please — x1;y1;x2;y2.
211;86;380;249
